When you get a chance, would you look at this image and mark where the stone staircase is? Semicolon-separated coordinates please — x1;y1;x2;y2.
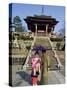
47;50;59;70
47;37;63;69
23;36;61;71
23;36;36;70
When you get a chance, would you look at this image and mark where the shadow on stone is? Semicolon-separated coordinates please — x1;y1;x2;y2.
16;71;32;85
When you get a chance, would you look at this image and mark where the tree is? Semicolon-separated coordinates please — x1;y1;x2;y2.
13;16;24;32
59;28;65;37
56;42;60;50
62;43;65;51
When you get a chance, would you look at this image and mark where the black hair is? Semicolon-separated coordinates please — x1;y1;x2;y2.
35;51;39;55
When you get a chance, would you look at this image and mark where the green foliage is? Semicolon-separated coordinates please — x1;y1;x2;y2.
13;16;21;24
18;35;33;40
50;37;63;42
26;45;31;50
56;42;60;50
13;16;24;32
62;44;65;51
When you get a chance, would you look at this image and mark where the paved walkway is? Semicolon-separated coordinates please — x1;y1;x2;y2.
48;70;65;84
11;65;65;86
12;65;31;86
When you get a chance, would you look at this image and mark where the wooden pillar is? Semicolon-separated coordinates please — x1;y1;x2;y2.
46;24;48;36
35;24;37;36
51;26;54;36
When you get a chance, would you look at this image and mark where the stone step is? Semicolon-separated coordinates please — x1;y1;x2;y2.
49;65;60;70
26;63;59;71
25;64;32;70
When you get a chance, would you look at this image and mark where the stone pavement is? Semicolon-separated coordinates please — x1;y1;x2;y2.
11;65;65;86
12;65;31;86
48;70;65;84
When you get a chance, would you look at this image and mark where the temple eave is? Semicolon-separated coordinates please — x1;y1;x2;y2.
24;15;59;36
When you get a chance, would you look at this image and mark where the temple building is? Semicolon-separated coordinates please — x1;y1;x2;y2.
24;15;59;36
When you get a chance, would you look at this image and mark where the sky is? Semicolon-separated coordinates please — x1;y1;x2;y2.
10;3;65;32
